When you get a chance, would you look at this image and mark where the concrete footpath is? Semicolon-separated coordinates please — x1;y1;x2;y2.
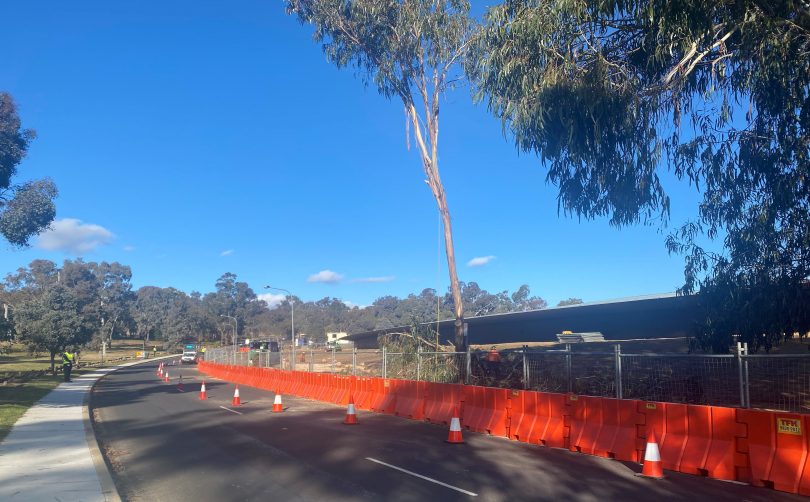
0;356;175;502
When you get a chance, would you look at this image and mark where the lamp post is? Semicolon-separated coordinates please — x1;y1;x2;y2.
265;285;295;370
220;314;237;352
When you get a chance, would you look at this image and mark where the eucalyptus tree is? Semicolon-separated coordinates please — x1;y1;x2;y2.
0;92;57;247
14;284;94;373
286;0;475;349
470;1;810;350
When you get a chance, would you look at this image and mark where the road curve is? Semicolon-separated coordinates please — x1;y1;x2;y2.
90;360;801;502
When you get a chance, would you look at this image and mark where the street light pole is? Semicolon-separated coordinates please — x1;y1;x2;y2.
265;285;295;370
219;314;237;352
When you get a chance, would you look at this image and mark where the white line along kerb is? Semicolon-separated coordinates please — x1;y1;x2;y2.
365;457;477;497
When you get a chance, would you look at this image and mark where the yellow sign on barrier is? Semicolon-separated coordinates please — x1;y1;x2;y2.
646;402;657;410
777;418;802;436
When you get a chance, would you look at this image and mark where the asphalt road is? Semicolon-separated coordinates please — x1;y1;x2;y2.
90;360;802;502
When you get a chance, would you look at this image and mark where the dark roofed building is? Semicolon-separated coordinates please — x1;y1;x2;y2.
345;293;700;349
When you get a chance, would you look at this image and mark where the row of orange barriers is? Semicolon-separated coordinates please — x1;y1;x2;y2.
198;361;810;495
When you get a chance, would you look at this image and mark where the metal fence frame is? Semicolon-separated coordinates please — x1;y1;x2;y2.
202;342;810;413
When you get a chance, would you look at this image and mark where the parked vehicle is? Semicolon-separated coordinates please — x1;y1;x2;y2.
180;351;198;364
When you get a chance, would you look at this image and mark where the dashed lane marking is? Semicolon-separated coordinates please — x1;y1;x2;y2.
365;457;477;497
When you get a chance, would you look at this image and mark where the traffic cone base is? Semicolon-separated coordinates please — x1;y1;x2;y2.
199;381;207;400
636;430;666;479
272;391;283;413
446;407;464;444
232;385;241;406
344;396;358;425
177;375;184;391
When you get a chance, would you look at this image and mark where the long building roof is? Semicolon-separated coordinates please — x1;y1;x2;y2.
345;292;700;349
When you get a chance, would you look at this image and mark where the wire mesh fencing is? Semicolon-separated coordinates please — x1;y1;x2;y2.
620;354;739;406
201;344;810;412
384;351;466;383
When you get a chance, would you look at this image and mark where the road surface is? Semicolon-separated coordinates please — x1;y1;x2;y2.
90;360;801;501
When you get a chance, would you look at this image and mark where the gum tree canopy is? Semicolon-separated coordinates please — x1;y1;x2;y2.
0;92;57;247
470;1;810;351
286;0;475;348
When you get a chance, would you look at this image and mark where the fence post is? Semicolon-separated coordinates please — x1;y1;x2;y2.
565;343;572;393
382;346;387;379
465;346;472;385
736;342;745;408
331;347;336;374
352;346;357;376
309;349;313;372
615;344;623;399
417;346;422;381
522;346;529;390
743;342;750;408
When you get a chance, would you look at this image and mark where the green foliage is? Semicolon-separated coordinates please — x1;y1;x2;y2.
0;93;57;246
14;284;94;371
557;297;584;307
470;0;810;351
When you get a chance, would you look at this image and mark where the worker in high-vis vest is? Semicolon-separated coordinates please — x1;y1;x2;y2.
62;350;75;382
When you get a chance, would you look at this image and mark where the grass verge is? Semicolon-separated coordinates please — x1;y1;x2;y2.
0;373;63;442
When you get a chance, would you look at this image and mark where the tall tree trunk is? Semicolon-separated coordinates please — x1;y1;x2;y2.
406;102;466;350
50;350;56;375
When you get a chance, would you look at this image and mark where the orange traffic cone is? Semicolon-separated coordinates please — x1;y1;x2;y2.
164;371;170;383
156;363;162;377
232;385;241;406
344;395;358;425
177;375;184;391
199;381;207;400
636;429;665;479
446;406;464;444
272;390;283;413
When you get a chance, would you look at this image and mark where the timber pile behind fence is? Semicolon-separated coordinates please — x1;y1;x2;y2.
204;342;810;413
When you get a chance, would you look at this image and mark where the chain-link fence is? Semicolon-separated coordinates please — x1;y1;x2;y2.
201;343;810;413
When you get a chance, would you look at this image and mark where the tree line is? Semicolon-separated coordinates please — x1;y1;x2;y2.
0;258;562;371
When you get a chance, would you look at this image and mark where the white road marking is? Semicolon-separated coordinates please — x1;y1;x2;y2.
365;457;478;497
219;406;243;415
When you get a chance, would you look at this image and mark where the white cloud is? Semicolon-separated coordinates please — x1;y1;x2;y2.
307;269;344;284
123;245;135;252
467;255;496;267
36;218;114;254
258;293;287;308
342;300;368;309
351;276;395;283
220;249;234;256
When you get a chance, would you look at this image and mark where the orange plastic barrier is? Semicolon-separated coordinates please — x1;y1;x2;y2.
423;383;463;425
567;395;603;456
353;377;375;410
593;398;643;461
508;390;537;443
461;386;509;437
739;409;808;494
393;380;425;420
371;379;397;415
640;402;743;481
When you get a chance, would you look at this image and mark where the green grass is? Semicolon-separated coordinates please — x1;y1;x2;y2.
0;373;63;442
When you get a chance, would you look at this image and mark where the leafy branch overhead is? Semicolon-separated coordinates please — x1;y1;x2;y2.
470;1;810;350
0;92;57;247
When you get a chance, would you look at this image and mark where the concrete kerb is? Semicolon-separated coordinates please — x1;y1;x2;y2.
85;354;180;502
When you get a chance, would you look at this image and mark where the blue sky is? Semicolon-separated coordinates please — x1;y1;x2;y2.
0;1;707;308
